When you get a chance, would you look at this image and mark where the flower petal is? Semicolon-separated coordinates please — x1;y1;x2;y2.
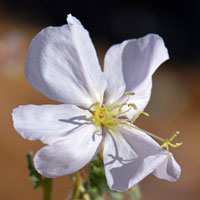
153;153;181;181
34;124;102;177
25;14;106;107
104;34;169;113
12;104;92;144
103;126;180;192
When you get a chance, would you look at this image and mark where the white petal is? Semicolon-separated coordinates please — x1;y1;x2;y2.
25;14;106;107
12;104;92;144
34;124;102;177
103;126;180;192
153;153;181;181
104;34;169;113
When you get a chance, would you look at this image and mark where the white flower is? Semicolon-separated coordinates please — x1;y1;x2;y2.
12;14;181;192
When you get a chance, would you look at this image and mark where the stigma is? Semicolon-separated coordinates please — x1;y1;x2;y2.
159;131;183;157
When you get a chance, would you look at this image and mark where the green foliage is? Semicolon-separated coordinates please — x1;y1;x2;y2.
27;152;141;200
26;152;53;200
87;158;107;198
75;156;141;200
27;152;42;188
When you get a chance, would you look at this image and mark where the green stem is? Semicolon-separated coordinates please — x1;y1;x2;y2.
42;178;53;200
72;172;81;200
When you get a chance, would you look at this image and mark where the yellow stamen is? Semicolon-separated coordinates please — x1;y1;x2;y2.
89;92;139;130
88;92;182;156
128;103;137;110
141;111;150;117
130;110;150;124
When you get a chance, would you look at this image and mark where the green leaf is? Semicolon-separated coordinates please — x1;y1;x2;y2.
26;152;53;200
27;152;42;188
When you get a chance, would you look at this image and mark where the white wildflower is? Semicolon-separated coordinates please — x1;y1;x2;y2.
12;14;181;192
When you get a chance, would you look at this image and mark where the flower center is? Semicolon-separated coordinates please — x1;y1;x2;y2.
91;103;120;129
90;92;139;130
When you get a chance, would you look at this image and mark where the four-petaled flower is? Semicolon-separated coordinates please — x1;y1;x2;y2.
12;14;181;192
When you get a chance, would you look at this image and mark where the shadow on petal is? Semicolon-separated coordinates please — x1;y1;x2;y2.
110;158;142;191
59;115;92;125
104;128;168;191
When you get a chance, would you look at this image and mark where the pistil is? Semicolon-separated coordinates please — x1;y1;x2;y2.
88;92;182;156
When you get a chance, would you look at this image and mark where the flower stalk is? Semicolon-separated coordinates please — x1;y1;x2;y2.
42;178;53;200
72;172;82;200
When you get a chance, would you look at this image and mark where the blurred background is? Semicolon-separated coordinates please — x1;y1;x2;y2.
0;0;200;199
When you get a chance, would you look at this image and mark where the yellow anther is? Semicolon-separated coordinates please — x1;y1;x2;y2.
141;111;150;117
130;110;150;124
159;131;183;157
118;107;132;116
124;92;135;96
119;103;128;112
128;103;137;110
